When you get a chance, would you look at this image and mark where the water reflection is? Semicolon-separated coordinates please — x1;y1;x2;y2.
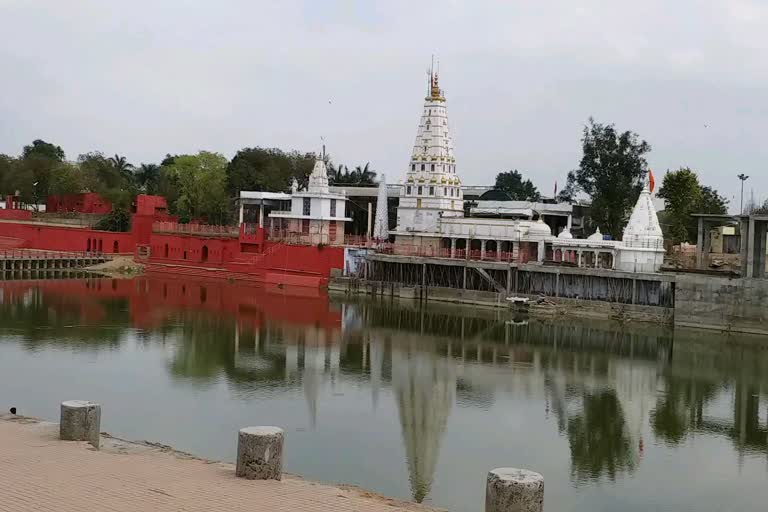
1;277;767;507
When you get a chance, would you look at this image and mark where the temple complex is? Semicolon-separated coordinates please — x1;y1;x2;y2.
390;67;665;273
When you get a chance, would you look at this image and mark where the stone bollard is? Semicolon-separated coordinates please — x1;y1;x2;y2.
236;426;284;480
60;400;101;449
486;468;544;512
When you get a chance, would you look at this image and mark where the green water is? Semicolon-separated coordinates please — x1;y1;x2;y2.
0;276;766;511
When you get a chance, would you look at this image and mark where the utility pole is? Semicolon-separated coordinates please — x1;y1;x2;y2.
738;173;749;214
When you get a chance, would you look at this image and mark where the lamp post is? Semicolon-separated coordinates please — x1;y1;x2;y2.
737;174;749;214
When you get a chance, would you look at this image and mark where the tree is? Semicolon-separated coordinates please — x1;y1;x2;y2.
0;154;14;195
135;163;160;194
566;118;650;239
328;162;377;186
494;170;541;201
227;147;316;194
22;139;65;161
48;162;84;196
657;168;702;244
657;168;729;243
167;151;230;223
557;171;579;202
108;154;135;181
698;185;728;215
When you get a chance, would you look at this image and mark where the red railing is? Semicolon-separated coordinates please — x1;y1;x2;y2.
152;222;239;236
0;249;105;260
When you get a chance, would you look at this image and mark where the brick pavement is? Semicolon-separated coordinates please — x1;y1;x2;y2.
0;416;436;512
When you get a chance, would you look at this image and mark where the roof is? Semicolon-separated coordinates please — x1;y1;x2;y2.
239;191;292;201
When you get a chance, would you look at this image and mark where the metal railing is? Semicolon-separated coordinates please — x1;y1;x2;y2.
0;249;106;260
152;222;239;236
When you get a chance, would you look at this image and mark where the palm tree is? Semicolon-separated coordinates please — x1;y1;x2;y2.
108;154;135;181
135;163;160;194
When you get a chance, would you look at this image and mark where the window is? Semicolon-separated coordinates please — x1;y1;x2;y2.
429;186;434;196
330;199;336;217
406;186;412;195
303;197;311;216
443;187;447;196
302;219;310;234
421;164;425;171
417;186;422;195
417;198;422;208
430;164;435;172
411;164;415;171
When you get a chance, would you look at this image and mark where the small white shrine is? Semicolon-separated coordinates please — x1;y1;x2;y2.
268;157;351;245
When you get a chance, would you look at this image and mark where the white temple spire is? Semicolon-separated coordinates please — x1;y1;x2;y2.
373;174;389;241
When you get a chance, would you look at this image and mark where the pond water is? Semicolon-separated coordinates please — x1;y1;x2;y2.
0;276;766;511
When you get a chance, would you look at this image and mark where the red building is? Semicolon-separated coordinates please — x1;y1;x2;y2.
46;193;112;214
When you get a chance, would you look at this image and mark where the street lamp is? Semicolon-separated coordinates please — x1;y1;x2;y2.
737;174;749;214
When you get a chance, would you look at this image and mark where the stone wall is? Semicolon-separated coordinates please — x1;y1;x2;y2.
675;274;768;334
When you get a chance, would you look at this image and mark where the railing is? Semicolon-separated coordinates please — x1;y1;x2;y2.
152;221;239;236
0;249;106;260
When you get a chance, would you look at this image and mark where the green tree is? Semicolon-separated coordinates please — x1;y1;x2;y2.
135;163;161;194
657;168;702;244
48;162;84;196
566;118;650;239
167;151;230;223
657;169;728;243
494;170;541;201
557;171;579;202
0;154;14;195
227;147;316;194
108;154;135;181
22;139;65;161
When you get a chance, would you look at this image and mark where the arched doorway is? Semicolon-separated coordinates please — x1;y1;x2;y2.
113;241;119;253
98;239;103;253
485;240;498;259
164;244;169;258
86;239;91;252
201;245;209;263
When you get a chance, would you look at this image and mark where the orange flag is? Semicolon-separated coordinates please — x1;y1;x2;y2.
648;169;655;193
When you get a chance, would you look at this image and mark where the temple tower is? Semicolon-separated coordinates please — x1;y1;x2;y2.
393;65;464;246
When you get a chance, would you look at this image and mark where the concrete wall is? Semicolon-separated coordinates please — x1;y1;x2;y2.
675;274;768;334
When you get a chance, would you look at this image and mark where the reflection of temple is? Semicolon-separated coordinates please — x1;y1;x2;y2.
391;337;455;503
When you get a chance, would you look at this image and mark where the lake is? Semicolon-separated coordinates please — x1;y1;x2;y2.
0;276;766;511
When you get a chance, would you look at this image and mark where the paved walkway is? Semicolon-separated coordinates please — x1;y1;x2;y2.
0;416;434;512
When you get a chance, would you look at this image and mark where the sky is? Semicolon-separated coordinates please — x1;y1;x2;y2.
1;0;767;211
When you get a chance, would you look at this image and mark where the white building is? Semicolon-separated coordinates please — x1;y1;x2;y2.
393;69;464;241
267;158;352;245
391;67;665;273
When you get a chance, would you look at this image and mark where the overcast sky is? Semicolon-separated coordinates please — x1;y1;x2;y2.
1;0;766;210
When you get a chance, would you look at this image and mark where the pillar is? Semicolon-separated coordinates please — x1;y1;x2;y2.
496;241;502;261
60;400;101;449
593;250;599;269
481;240;487;260
537;241;545;262
466;238;471;260
746;217;756;278
367;202;373;238
696;217;705;269
258;202;265;228
239;202;244;225
486;468;544;512
567;214;572;230
451;238;457;258
577;250;583;268
236;426;284;480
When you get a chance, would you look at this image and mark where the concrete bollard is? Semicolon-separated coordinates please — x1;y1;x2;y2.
236;426;284;480
486;468;544;512
60;400;101;449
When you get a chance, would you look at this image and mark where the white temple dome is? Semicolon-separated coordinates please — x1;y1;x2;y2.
557;227;573;239
587;227;603;241
528;218;552;237
622;181;663;248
